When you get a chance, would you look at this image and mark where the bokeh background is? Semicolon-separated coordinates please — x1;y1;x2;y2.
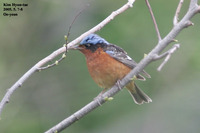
0;0;200;133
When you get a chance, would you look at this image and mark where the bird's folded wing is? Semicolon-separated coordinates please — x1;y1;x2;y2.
104;44;151;79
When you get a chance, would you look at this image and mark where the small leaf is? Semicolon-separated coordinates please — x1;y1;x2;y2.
64;35;68;41
104;96;114;101
55;61;59;65
173;39;178;42
107;97;114;101
130;75;137;81
62;54;66;58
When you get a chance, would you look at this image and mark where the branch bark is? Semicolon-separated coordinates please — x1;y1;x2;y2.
145;0;162;41
173;0;184;25
156;44;180;71
45;0;199;133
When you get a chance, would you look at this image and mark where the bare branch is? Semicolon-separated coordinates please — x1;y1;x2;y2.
157;44;180;71
145;0;162;41
186;20;195;27
38;53;67;71
173;0;184;25
189;0;198;9
40;4;89;71
152;44;180;60
66;4;89;44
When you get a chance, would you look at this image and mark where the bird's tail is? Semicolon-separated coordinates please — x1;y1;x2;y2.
126;81;152;105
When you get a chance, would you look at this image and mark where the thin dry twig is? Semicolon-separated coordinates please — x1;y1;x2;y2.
38;53;67;71
157;44;180;71
38;5;89;71
145;0;161;41
173;0;184;25
66;4;90;44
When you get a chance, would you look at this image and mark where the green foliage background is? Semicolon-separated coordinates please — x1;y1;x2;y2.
0;0;200;133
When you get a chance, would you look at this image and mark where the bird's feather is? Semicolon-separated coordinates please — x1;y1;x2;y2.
104;44;151;79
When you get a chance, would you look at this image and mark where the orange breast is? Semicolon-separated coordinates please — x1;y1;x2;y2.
80;48;131;89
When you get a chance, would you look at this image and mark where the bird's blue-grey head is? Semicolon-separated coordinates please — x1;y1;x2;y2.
80;34;109;45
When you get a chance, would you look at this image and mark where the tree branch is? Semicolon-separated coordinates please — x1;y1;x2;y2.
0;0;136;117
145;0;162;41
156;44;180;71
173;0;184;25
45;0;199;133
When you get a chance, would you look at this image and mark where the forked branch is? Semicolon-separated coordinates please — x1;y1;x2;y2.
156;44;180;71
173;0;184;25
145;0;161;41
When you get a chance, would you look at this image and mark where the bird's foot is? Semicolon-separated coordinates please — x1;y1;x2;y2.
116;79;123;90
93;92;104;106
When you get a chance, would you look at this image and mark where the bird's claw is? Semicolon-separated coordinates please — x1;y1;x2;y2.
116;80;123;90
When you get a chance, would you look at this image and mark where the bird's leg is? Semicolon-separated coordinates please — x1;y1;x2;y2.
93;88;107;106
94;88;107;99
97;88;107;97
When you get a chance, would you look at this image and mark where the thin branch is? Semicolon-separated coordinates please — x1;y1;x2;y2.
173;0;184;25
145;0;162;41
39;5;89;71
0;0;136;117
66;4;89;44
38;53;67;71
157;44;180;71
45;0;199;132
152;44;180;60
189;0;198;9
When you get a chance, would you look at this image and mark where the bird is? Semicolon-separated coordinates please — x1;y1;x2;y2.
74;34;152;104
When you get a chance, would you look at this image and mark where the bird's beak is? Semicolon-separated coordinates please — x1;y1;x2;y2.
68;45;83;50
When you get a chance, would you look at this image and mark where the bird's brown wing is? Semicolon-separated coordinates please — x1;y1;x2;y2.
104;43;151;79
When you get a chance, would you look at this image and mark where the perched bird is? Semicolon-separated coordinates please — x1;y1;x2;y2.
75;34;152;104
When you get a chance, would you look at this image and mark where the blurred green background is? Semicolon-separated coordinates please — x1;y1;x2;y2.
0;0;200;133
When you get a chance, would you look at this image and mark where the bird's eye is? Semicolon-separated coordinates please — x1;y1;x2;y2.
85;43;91;47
